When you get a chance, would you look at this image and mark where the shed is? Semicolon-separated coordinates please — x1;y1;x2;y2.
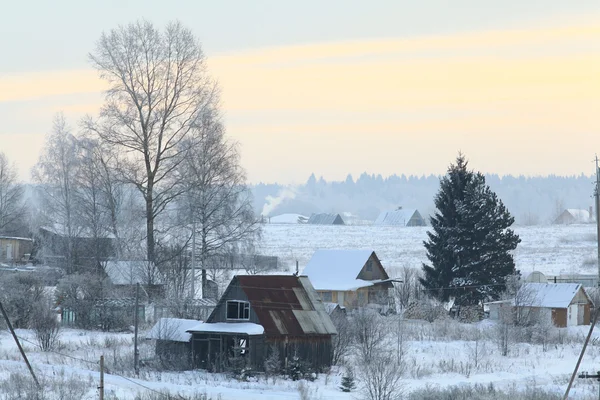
374;208;426;227
486;283;593;327
0;236;33;264
186;274;337;372
307;213;345;225
302;249;395;311
147;318;201;369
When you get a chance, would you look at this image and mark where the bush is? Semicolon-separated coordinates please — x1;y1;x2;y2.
31;302;60;351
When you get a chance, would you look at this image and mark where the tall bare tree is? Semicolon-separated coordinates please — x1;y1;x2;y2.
86;20;218;265
183;109;260;296
33;113;81;273
0;152;25;235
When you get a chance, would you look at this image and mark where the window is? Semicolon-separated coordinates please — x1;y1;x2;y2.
226;301;250;320
321;291;332;302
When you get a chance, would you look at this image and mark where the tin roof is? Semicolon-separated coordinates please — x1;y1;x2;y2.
213;275;337;337
307;213;345;225
374;209;422;226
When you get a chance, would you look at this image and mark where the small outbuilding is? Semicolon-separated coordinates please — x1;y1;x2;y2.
0;236;33;264
307;213;345;225
186;275;337;372
486;283;593;327
146;318;201;369
374;207;426;227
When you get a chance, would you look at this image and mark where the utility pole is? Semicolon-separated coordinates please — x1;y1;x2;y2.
0;300;40;388
133;282;140;376
191;219;196;299
563;157;600;399
99;355;104;400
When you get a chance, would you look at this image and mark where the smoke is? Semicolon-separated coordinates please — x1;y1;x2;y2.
261;188;296;217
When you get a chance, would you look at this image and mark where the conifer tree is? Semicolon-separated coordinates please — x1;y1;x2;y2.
420;153;521;306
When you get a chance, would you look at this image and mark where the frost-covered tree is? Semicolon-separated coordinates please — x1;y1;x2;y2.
420;153;521;306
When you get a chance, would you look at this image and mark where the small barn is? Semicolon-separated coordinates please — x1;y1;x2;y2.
487;283;593;327
553;208;593;224
0;236;33;264
186;275;337;372
146;318;200;369
307;213;345;225
374;208;426;227
302;249;395;311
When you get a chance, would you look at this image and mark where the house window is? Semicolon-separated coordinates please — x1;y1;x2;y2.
320;292;332;302
226;301;250;320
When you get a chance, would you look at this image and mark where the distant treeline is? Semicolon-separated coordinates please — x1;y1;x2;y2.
252;173;596;225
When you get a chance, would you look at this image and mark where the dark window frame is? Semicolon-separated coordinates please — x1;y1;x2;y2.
226;300;250;320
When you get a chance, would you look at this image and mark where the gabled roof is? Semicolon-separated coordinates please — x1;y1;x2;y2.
103;260;163;285
374;209;421;226
565;209;592;222
519;283;588;308
302;249;390;291
208;275;337;337
146;318;201;342
307;213;345;225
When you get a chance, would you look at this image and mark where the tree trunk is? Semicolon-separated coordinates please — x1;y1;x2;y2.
146;192;155;265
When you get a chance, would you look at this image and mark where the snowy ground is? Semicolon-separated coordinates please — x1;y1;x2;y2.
1;223;600;399
259;223;599;277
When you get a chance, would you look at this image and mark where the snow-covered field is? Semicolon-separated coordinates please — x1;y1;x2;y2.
1;223;600;399
260;223;599;277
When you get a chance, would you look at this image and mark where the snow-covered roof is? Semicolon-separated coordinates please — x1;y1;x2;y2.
519;283;586;308
187;322;265;336
374;209;419;226
0;236;33;242
323;302;344;315
302;249;377;291
103;260;163;285
269;213;308;224
146;318;201;342
566;209;592;223
307;213;345;225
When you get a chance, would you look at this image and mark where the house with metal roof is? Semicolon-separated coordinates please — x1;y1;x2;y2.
374;207;426;226
307;213;345;225
553;208;594;224
186;275;337;372
486;283;593;327
302;249;395;311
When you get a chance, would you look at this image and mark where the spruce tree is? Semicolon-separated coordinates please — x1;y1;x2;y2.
420;154;521;306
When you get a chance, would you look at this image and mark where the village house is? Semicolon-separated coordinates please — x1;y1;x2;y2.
374;207;426;227
146;318;201;369
184;275;337;372
302;249;395;311
307;213;345;225
0;236;33;264
486;283;593;327
553;207;594;224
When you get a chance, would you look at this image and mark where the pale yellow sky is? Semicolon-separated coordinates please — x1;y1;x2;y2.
1;16;599;183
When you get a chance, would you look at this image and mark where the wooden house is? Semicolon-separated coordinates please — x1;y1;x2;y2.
186;275;337;372
302;249;395;311
374;208;426;227
486;283;593;327
0;236;33;264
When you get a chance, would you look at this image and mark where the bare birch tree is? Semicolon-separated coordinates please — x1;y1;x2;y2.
86;20;219;266
0;152;25;235
182;109;261;295
33;113;81;273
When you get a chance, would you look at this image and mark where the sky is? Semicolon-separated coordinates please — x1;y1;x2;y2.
1;0;599;184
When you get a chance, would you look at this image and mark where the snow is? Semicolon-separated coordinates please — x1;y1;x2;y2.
302;249;376;290
146;318;201;342
267;213;307;224
187;322;265;336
